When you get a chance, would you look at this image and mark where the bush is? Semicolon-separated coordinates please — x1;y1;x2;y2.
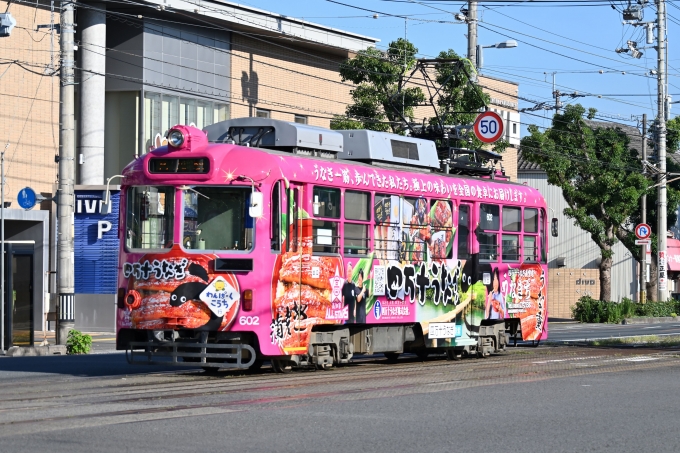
572;296;680;323
66;329;92;355
571;296;635;324
634;300;680;318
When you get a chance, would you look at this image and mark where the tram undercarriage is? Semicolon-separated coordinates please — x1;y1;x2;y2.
123;320;512;372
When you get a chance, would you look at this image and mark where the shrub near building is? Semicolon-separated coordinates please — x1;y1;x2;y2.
572;296;680;323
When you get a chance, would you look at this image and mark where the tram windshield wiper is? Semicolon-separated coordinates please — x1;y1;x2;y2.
179;185;210;200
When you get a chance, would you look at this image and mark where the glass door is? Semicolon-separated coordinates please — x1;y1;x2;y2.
3;245;34;347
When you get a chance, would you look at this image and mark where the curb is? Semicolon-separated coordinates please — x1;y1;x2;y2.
6;345;67;357
621;316;680;325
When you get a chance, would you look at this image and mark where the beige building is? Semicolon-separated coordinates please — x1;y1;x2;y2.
0;0;525;342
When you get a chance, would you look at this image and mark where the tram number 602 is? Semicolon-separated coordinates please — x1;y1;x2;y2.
239;316;260;326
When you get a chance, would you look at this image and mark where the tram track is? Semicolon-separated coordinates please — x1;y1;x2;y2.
1;346;676;410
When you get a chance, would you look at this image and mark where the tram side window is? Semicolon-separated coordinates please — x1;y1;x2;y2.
502;206;521;262
403;197;429;262
312;186;340;254
539;208;547;263
126;186;174;250
430;199;453;260
458;204;470;260
374;193;400;260
313;186;340;219
344;190;370;256
502;207;521;231
271;181;281;252
288;188;299;252
524;208;539;262
478;204;499;261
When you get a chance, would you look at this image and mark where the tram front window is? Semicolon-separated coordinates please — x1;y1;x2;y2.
126;186;175;250
182;186;253;251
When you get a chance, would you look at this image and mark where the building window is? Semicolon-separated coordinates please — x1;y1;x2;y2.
214;103;230;123
256;108;270;118
144;93;161;152
144;91;230;152
180;98;197;126
294;115;307;124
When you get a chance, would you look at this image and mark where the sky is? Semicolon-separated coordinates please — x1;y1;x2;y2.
234;0;680;134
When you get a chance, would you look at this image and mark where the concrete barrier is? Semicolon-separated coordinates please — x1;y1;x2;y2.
6;345;67;357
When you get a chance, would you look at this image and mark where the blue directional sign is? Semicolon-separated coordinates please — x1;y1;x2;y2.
17;187;37;210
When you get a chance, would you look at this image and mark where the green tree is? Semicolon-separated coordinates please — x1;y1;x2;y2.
335;38;424;134
625;115;680;299
520;104;653;301
430;49;509;152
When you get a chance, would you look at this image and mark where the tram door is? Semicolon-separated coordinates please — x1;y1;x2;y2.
2;244;34;347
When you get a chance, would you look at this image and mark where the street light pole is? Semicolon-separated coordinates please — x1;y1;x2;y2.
57;0;76;343
656;0;668;302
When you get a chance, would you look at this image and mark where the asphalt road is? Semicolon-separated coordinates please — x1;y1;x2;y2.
547;321;680;342
1;345;679;453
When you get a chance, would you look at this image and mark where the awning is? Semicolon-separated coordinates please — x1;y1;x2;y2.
666;238;680;272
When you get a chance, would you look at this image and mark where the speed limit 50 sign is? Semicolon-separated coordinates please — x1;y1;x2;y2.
473;111;504;144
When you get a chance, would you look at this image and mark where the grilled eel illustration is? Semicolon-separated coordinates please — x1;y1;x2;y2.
168;263;224;331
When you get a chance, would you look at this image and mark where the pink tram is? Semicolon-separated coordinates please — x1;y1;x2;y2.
117;118;550;371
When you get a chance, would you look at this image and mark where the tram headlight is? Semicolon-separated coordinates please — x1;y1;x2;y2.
167;129;185;148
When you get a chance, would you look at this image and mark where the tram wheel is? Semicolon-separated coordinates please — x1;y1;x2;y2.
415;349;429;360
271;359;294;373
446;349;462;361
384;352;400;363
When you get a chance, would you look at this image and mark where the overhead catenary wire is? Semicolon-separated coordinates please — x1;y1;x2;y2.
72;0;673;115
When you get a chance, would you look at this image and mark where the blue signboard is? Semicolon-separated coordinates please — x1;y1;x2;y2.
74;190;120;294
17;187;37;210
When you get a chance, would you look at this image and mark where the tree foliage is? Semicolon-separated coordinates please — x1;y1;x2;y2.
335;39;424;134
430;49;509;153
334;40;499;147
520;104;652;300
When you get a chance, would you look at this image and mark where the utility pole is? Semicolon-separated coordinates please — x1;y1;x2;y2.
551;72;562;112
640;113;647;303
0;147;4;353
656;0;668;302
57;0;76;344
467;1;477;68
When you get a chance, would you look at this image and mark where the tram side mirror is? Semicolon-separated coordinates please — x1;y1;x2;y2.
551;218;558;237
249;191;263;218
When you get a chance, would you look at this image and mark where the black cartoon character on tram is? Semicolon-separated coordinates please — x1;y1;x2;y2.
169;262;224;331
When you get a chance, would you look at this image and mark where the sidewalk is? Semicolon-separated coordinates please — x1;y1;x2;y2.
7;331;119;355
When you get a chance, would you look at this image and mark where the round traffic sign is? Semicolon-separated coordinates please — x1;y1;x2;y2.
17;187;37;210
635;223;651;239
473;111;504;143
